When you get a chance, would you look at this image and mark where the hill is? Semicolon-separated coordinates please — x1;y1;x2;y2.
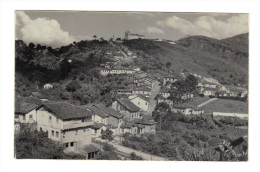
123;33;248;85
15;33;249;102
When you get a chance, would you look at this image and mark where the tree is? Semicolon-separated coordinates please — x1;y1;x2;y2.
101;129;114;141
66;80;81;92
166;61;172;72
29;42;35;49
130;152;143;160
185;74;198;91
152;102;171;129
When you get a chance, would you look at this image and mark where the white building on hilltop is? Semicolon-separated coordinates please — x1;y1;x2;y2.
125;31;146;40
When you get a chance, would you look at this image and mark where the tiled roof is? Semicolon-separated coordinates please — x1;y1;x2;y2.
90;122;105;129
83;104;123;119
63;121;94;130
101;106;124;119
84;144;100;153
15;102;39;114
133;86;151;92
39;102;93;120
132;118;156;125
82;104;109;118
121;122;134;129
117;98;141;112
130;94;150;102
16;97;42;105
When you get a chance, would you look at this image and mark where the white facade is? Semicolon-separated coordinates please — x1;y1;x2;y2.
36;107;93;151
100;69;135;76
129;96;149;111
15;109;37;124
43;83;53;89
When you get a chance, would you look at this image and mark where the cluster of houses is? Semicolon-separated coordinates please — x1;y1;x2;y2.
15;93;156;156
197;80;248;98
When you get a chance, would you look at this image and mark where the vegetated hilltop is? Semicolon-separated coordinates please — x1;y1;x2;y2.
123;33;248;85
15;33;248;101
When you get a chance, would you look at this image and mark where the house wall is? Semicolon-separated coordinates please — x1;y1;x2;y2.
143;125;156;134
61;127;91;145
92;115;108;125
130;97;149;111
25;109;37;123
107;116;120;127
15;113;26;123
36;107;63;142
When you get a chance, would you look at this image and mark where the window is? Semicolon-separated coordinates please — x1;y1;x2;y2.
49;116;52;122
29;115;33;119
52;130;54;136
145;102;148;105
75;130;78;135
83;129;86;132
95;129;97;134
56;131;59;138
70;142;74;147
15;115;19;119
138;102;140;105
23;116;25;120
65;143;69;148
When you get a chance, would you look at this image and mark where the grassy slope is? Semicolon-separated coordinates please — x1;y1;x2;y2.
123;34;248;85
177;96;211;107
202;99;248;113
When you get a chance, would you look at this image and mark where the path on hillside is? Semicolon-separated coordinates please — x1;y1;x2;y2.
197;98;218;108
94;137;168;161
147;81;160;114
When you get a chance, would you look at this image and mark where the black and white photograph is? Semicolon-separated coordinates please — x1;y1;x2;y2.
13;10;250;161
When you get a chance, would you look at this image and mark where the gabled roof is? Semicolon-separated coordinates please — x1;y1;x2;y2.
82;104;109;118
39;102;93;120
15;97;43;114
133;86;151;92
129;94;150;102
117;98;141;112
82;104;123;119
15;102;39;114
84;144;100;153
132;118;156;125
90;122;105;129
121;122;134;129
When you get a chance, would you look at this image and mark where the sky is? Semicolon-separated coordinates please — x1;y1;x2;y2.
15;11;249;47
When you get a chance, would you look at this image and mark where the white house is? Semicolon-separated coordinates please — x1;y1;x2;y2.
129;95;150;111
36;102;94;152
43;83;53;90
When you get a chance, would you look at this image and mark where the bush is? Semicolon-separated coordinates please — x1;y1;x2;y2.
130;152;143;160
101;129;114;141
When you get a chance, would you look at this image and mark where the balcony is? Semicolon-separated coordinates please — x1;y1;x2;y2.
63;121;94;130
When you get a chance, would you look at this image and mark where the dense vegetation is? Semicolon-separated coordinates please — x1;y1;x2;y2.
121;103;248;161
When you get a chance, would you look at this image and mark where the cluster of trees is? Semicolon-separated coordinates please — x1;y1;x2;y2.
93;142;120;160
120;102;248;161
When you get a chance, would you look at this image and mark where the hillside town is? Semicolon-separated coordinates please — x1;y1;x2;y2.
13;10;249;161
15;48;248;159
